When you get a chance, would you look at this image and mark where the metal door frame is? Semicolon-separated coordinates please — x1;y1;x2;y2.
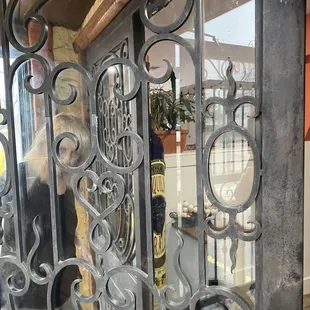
255;1;305;309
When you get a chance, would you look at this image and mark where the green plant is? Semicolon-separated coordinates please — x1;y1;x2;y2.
149;74;195;131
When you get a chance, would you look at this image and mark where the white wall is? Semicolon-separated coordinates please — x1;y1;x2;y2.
165;151;197;216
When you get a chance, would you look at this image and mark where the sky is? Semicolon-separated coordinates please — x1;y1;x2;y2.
181;0;255;47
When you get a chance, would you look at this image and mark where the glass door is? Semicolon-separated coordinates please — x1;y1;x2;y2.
0;0;305;309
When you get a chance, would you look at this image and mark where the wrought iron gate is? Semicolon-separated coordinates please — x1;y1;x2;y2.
0;0;305;310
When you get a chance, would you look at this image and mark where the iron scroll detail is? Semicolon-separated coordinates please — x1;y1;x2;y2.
0;0;261;309
202;59;262;273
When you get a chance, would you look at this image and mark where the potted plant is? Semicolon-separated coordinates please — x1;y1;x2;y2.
149;73;195;154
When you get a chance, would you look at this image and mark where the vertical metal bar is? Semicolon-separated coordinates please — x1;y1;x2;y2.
232;117;235;174
223;219;227;283
241;88;245;171
255;0;263;305
256;0;305;309
212;88;216;177
131;11;150;309
44;96;62;264
194;0;206;288
222;91;226;175
250;76;255;287
242;105;245;170
141;81;154;283
214;223;218;284
251;233;254;283
0;0;24;262
240;87;245;276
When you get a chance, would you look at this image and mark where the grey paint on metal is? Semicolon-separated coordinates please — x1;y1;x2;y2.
0;0;306;309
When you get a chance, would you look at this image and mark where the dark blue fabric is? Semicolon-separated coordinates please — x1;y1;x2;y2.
150;129;164;161
150;130;166;235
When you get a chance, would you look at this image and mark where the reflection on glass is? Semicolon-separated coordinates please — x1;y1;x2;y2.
203;0;256;307
0;17;98;308
88;41;138;308
147;28;199;307
147;0;187;27
1;113;90;309
94;56;135;264
147;1;257;307
0;0;259;309
209;132;254;207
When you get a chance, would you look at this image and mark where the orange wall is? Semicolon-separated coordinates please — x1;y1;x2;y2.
305;14;310;139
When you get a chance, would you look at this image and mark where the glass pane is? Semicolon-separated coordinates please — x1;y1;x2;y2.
0;1;259;310
204;0;256;307
209;132;254;207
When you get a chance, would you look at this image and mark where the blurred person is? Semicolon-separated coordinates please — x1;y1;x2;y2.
0;113;92;310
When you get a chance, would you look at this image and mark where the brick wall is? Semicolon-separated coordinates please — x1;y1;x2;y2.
52;27;83;117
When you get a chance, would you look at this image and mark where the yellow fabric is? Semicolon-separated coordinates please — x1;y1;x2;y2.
0;148;5;175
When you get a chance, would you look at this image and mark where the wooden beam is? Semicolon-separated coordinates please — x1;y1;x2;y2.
20;0;95;31
73;0;130;53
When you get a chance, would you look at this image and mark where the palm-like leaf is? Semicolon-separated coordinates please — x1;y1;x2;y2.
149;74;195;131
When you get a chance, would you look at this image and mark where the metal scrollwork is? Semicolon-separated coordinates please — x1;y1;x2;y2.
45;258;103;310
93;39;140;264
4;0;49;53
49;62;92;106
0;0;262;309
159;229;191;310
72;170;126;256
26;216;53;285
140;0;194;34
190;286;252;310
0;257;31;297
202;59;262;272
